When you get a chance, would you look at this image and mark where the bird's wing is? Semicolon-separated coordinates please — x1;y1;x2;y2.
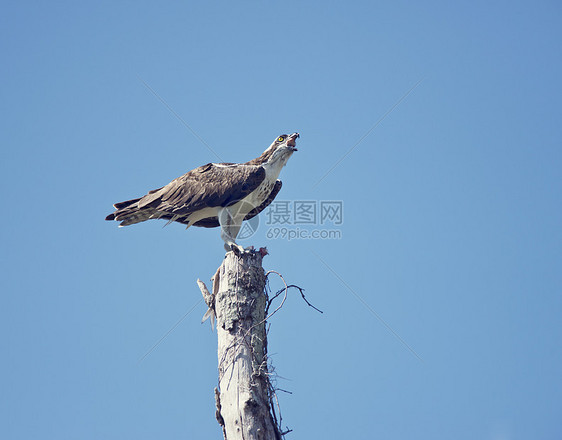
192;179;282;228
137;163;266;216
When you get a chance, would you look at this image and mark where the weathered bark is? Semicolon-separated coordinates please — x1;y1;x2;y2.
199;250;282;440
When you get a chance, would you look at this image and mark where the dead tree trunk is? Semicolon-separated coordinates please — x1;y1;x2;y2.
198;250;282;440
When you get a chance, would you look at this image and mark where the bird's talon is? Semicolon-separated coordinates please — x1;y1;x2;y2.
229;243;246;256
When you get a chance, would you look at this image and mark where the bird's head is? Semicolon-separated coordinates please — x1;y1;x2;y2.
248;132;299;167
265;132;299;163
274;133;299;152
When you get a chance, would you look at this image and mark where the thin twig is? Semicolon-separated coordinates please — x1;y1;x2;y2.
285;284;323;314
265;271;323;315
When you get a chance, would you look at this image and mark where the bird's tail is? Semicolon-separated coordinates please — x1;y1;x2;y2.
105;197;155;226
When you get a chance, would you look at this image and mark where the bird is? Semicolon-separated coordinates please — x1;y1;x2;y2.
105;133;299;253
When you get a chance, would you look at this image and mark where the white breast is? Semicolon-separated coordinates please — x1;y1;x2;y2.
245;178;275;207
225;155;289;218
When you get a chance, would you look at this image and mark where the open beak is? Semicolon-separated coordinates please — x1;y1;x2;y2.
287;132;299;151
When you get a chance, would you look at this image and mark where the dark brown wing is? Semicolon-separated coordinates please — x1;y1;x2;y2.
136;163;266;215
192;180;282;228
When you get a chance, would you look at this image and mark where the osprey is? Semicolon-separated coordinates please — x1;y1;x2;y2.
105;133;299;253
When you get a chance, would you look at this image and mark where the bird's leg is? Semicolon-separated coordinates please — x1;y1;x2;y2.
218;207;245;255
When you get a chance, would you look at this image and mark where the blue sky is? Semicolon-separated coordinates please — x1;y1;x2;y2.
2;1;561;439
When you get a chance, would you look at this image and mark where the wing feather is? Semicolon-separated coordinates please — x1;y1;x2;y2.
192;179;282;228
137;163;266;216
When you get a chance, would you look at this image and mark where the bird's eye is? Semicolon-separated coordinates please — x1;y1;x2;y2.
277;136;285;142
